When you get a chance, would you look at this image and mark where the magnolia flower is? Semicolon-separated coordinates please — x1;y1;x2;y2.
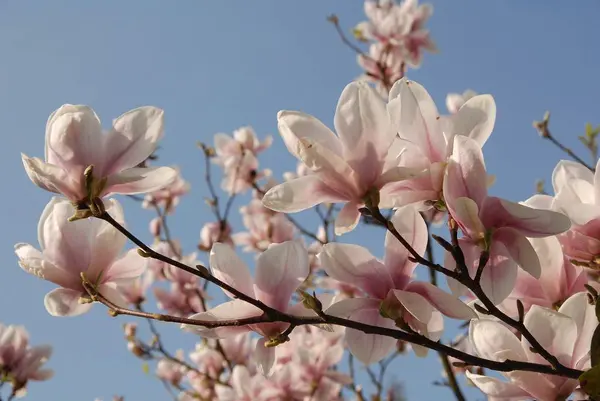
443;135;571;305
446;89;478;114
357;43;405;96
233;200;295;253
0;324;53;397
156;351;187;386
183;241;309;376
213;126;272;165
533;159;600;264
143;167;190;213
219;333;254;366
119;271;154;306
263;81;421;235
199;221;233;252
382;78;496;210
154;283;205;317
214;365;275;401
15;198;145;316
467;292;597;401
500;235;587;316
320;207;475;364
22;105;176;204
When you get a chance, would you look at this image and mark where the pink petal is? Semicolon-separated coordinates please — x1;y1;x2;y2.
254;338;276;376
21;154;82;201
465;372;530;399
44;288;92;317
319;243;393;299
447;197;485;239
277;110;343;160
262;175;345;213
469;319;525;361
493;227;541;279
254;241;308;310
210;243;255;299
387;78;445;162
481;197;571;237
552;160;594;194
446;94;496;152
15;243;80;289
182;300;261;338
384;206;428;288
104;249;146;284
333;81;394;188
44;104;103;171
390;289;433;324
478;242;519;305
104;166;177;196
334;202;361;235
103;106;164;175
522;305;577;367
327;298;396;365
406;281;476;319
558;292;597;367
444;135;488;211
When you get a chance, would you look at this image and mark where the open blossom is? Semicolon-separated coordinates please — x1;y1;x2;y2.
321;206;475;364
233;199;295;253
213;126;272;195
156;350;187;386
215;365;275;401
443;135;571;305
532;159;600;264
500;235;587;316
22;104;176;203
199;221;233;251
0;324;53;397
143;167;190;213
219;333;253;366
381;78;496;210
183;241;309;376
357;43;405;96
467;292;597;401
15;198;146;316
446;89;478;114
263;81;423;235
355;0;436;68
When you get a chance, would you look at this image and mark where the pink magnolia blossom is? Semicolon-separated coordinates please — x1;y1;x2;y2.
156;351;187;386
119;271;154;306
233;199;295;253
534;159;600;263
15;198;146;316
154;283;205;317
190;343;226;378
214;365;277;401
0;324;53;396
357;43;405;96
320;206;475;364
500;235;587;316
467;292;597;401
143;167;190;213
183;241;309;376
219;333;253;366
381;78;496;210
22;105;176;203
446;89;478;114
263;81;422;235
199;221;234;252
213;126;272;195
443;135;571;305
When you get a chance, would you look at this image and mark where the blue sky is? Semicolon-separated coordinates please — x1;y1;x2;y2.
0;1;599;400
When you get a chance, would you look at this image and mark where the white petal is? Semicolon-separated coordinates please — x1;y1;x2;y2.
104;166;177;196
44;288;92;317
334;202;361;235
469;319;525;361
262;176;344;213
277;110;343;159
210;243;255;299
182;300;261;338
254;338;276;376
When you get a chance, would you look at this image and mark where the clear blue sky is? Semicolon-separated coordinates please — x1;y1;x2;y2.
1;1;599;400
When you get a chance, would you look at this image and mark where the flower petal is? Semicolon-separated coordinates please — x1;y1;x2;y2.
254;241;309;310
44;288;92;317
103;106;164;175
465;372;530;399
558;292;597;367
478;242;519;305
254;338;276;376
182;299;261;338
319;243;392;299
277;110;343;159
552;160;594;194
446;94;496;151
406;281;476;319
104;166;177;196
210;243;255;299
262;175;345;213
334;202;362;236
493;227;541;279
469;319;525;361
21;154;81;201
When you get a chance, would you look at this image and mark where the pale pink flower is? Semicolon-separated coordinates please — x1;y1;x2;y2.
15;198;146;316
357;43;405;96
119;272;154;306
149;217;162;238
146;241;182;279
214;365;275;401
443;135;571;305
320;206;475;364
263;81;422;235
154;283;205;317
213;126;272;165
22;105;176;203
233;200;295;252
199;221;233;252
382;78;496;210
143;167;190;213
500;235;587;316
446;89;478;114
467;292;597;401
0;324;53;396
156;351;187;386
183;241;309;376
190;343;225;378
219;333;253;366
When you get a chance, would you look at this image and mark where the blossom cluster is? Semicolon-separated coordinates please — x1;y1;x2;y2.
10;1;600;401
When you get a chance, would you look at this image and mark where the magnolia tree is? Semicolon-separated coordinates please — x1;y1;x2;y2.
6;1;600;401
